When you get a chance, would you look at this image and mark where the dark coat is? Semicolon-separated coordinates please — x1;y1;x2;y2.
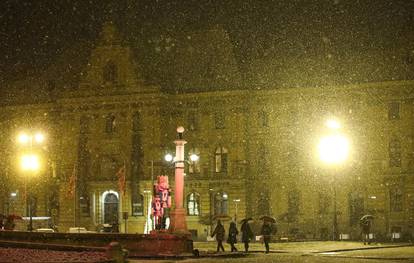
260;223;273;242
227;222;238;244
212;223;226;241
241;222;253;243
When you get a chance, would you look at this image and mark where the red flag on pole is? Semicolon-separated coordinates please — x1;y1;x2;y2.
67;164;77;198
116;163;126;196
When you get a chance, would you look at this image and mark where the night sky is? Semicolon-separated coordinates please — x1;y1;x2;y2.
0;0;413;85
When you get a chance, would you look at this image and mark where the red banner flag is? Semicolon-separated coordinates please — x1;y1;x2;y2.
66;165;77;198
116;164;126;196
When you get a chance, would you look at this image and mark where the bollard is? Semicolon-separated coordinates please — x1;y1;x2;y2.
106;242;127;263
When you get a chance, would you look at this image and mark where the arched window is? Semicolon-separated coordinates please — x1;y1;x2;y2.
187;192;200;216
102;191;119;224
105;114;116;134
188;147;200;174
215;147;228;173
214;191;228;216
103;61;117;83
132;194;144;216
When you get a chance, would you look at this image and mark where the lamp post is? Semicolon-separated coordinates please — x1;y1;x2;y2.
20;153;40;231
17;131;45;232
318;119;349;241
169;126;188;234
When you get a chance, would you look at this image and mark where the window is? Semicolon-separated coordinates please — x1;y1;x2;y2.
257;190;270;216
132;112;141;132
390;188;403;212
388;102;400;120
188;112;198;131
132;194;144;216
105;115;116;134
389;138;401;168
214;112;225;129
318;192;330;215
214;192;228;216
103;61;117;83
80;195;90;216
188;147;201;174
187;192;200;216
257;144;268;174
287;190;300;222
215;147;228;173
258;110;269;127
348;192;364;226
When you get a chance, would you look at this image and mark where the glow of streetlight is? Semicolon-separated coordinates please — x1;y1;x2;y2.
164;153;173;162
189;153;199;162
326;119;341;130
34;132;45;144
21;154;40;171
318;134;349;164
17;133;30;144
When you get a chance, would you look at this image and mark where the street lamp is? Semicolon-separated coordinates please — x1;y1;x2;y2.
168;126;200;234
20;153;40;232
17;131;46;232
318;119;349;241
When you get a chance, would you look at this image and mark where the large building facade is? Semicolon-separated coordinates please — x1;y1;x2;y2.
1;23;414;241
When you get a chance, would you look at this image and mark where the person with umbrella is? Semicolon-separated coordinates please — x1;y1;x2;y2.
227;221;238;252
240;218;254;252
260;216;276;253
211;219;225;252
360;215;373;245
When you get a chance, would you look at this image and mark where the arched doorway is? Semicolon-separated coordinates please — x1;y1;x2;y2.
102;191;119;224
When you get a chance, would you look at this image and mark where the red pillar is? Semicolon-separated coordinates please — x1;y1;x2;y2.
169;127;190;234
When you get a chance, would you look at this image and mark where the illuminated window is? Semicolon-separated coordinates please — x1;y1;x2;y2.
215;147;228;173
132;194;144;216
214;192;228;216
187;192;200;216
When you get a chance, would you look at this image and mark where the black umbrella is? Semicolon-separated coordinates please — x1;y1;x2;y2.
239;217;253;224
259;215;276;223
360;214;374;222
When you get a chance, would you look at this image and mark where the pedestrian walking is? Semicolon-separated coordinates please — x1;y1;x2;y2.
227;221;238;252
360;215;373;245
260;221;273;253
240;219;254;252
211;220;225;252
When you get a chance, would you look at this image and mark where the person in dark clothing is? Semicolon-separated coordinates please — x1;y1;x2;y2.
211;220;225;252
360;220;372;245
260;221;273;253
241;220;254;252
227;221;239;252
